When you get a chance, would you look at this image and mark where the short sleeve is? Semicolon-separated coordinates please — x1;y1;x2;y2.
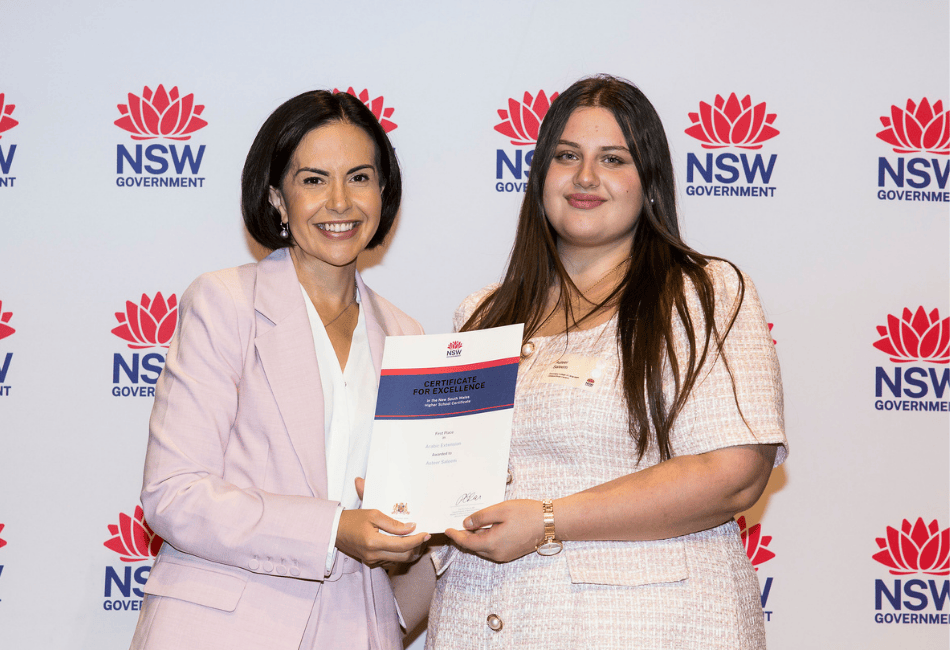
452;285;499;333
671;262;787;466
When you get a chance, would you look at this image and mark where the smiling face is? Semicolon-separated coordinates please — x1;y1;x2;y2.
542;106;644;260
268;121;382;276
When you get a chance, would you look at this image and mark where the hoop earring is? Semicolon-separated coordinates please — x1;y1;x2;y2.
279;221;289;239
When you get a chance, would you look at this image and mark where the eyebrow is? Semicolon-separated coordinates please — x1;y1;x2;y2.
556;139;630;153
293;164;376;178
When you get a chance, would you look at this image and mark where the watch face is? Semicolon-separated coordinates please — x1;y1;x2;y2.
537;541;563;556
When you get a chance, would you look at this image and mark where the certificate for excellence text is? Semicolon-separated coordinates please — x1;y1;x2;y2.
362;324;523;533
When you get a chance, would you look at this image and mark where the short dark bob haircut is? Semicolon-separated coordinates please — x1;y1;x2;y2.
241;90;402;251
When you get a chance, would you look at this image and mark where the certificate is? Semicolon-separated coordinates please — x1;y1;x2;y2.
362;324;523;533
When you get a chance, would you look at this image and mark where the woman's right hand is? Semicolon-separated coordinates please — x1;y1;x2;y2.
335;478;430;566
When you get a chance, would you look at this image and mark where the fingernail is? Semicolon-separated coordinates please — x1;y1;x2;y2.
464;518;472;528
424;534;432;542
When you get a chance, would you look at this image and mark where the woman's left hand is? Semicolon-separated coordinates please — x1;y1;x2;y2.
444;500;545;563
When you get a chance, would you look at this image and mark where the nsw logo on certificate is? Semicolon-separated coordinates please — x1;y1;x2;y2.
362;324;523;533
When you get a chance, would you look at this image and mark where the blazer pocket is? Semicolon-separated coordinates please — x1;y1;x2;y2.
566;539;689;587
143;558;248;612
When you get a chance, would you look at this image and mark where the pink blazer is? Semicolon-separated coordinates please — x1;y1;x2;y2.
131;248;423;650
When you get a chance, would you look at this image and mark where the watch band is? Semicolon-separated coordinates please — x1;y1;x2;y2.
536;499;563;556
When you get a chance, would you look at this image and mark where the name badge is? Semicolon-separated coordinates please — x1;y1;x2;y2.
541;354;605;390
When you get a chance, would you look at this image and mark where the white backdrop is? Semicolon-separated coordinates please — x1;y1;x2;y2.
0;1;947;648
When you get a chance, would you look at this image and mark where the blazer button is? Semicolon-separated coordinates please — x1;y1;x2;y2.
486;614;503;631
263;561;275;573
506;469;513;485
290;566;301;577
248;558;260;570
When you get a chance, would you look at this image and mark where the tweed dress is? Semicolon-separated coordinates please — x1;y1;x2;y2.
426;262;787;650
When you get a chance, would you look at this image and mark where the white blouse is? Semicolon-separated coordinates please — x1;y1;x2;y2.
300;284;379;575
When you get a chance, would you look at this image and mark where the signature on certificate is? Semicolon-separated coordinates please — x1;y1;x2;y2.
455;492;482;506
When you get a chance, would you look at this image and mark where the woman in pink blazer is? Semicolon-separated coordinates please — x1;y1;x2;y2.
130;90;430;650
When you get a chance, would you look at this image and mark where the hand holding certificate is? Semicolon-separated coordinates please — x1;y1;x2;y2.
362;324;523;533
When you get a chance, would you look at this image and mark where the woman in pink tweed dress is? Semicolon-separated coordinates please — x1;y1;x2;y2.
425;76;787;649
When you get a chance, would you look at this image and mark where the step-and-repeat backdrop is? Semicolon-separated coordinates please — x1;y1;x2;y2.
0;2;947;648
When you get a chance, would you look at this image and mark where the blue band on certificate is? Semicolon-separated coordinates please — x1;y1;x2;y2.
376;360;519;419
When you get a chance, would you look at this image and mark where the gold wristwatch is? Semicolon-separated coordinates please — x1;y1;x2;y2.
536;499;563;556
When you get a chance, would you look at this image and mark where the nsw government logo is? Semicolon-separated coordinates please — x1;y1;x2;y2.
114;84;208;188
0;93;19;186
873;517;949;624
0;300;15;396
684;93;779;199
738;515;776;621
873;306;949;412
111;292;177;398
876;98;949;203
446;340;463;358
103;506;163;612
494;90;559;193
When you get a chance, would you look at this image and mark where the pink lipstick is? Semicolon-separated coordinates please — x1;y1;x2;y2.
567;194;606;209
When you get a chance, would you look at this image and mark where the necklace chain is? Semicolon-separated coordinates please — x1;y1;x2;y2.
321;294;357;328
578;257;629;297
537;257;629;333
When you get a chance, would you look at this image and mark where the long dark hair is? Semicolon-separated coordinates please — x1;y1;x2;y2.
462;75;745;461
241;90;402;251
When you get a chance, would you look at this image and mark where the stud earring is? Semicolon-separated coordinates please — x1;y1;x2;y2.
280;221;289;239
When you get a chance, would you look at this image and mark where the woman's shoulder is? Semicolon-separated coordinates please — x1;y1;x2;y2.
453;284;500;332
700;258;747;292
359;282;424;335
183;248;299;316
675;258;772;344
180;262;257;313
682;258;760;311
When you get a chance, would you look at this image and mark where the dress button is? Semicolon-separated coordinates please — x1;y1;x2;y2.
276;564;287;575
263;561;275;573
487;614;503;631
248;558;260;570
506;469;513;485
289;566;301;577
520;342;535;358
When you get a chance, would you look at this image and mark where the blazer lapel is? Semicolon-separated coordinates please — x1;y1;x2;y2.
253;249;328;498
357;271;387;378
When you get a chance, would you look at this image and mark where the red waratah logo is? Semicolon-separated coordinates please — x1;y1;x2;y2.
103;506;163;562
112;292;178;349
873;307;949;364
873;517;949;576
494;90;559;146
685;93;779;150
738;515;775;570
876;99;950;155
114;85;208;141
334;88;397;133
0;523;7;549
0;300;14;341
447;341;462;351
0;93;18;139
